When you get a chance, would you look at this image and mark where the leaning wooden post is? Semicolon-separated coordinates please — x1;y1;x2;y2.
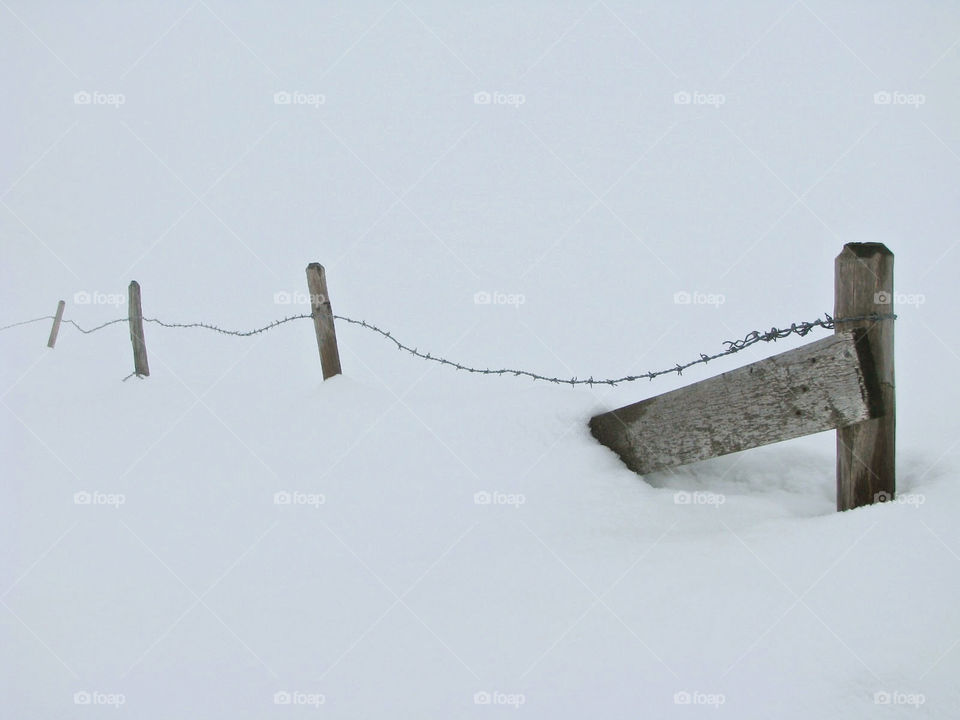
46;300;66;348
835;243;894;510
589;331;883;475
305;263;342;380
128;281;150;377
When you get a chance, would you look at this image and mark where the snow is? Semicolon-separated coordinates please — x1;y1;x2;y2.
2;1;960;717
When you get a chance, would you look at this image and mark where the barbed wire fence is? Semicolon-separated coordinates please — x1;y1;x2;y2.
2;246;899;512
0;308;896;387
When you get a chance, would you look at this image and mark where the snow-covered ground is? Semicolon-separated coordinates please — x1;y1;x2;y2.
3;1;959;717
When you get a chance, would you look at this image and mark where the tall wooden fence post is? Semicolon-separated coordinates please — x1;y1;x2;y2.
128;281;150;377
305;263;342;380
47;300;66;348
835;243;894;510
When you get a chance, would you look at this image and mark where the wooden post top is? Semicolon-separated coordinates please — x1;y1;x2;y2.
838;242;893;258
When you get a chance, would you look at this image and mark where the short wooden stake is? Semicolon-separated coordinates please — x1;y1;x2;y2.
47;300;66;348
128;280;150;377
835;243;894;510
305;263;342;380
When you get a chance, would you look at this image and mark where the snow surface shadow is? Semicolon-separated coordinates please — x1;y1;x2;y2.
639;445;955;520
642;445;837;517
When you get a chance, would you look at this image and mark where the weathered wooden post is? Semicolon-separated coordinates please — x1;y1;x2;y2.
128;281;150;377
589;331;882;475
305;263;342;380
835;243;894;510
46;300;65;348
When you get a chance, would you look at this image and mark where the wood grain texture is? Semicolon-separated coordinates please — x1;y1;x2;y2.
835;243;895;511
589;330;883;476
127;281;150;377
305;263;342;380
46;300;65;348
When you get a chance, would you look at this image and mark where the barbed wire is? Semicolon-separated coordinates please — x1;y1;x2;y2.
0;316;133;334
0;309;896;387
334;313;895;386
144;315;312;336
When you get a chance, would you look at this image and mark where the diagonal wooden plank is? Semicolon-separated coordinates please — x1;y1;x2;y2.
589;329;883;475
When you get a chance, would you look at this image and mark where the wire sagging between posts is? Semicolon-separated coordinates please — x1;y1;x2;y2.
0;309;896;387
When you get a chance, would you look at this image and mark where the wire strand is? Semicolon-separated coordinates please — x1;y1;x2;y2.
1;309;896;387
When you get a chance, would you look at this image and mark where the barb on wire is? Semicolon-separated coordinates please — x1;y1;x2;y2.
333;312;895;387
143;315;312;337
0;307;896;388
